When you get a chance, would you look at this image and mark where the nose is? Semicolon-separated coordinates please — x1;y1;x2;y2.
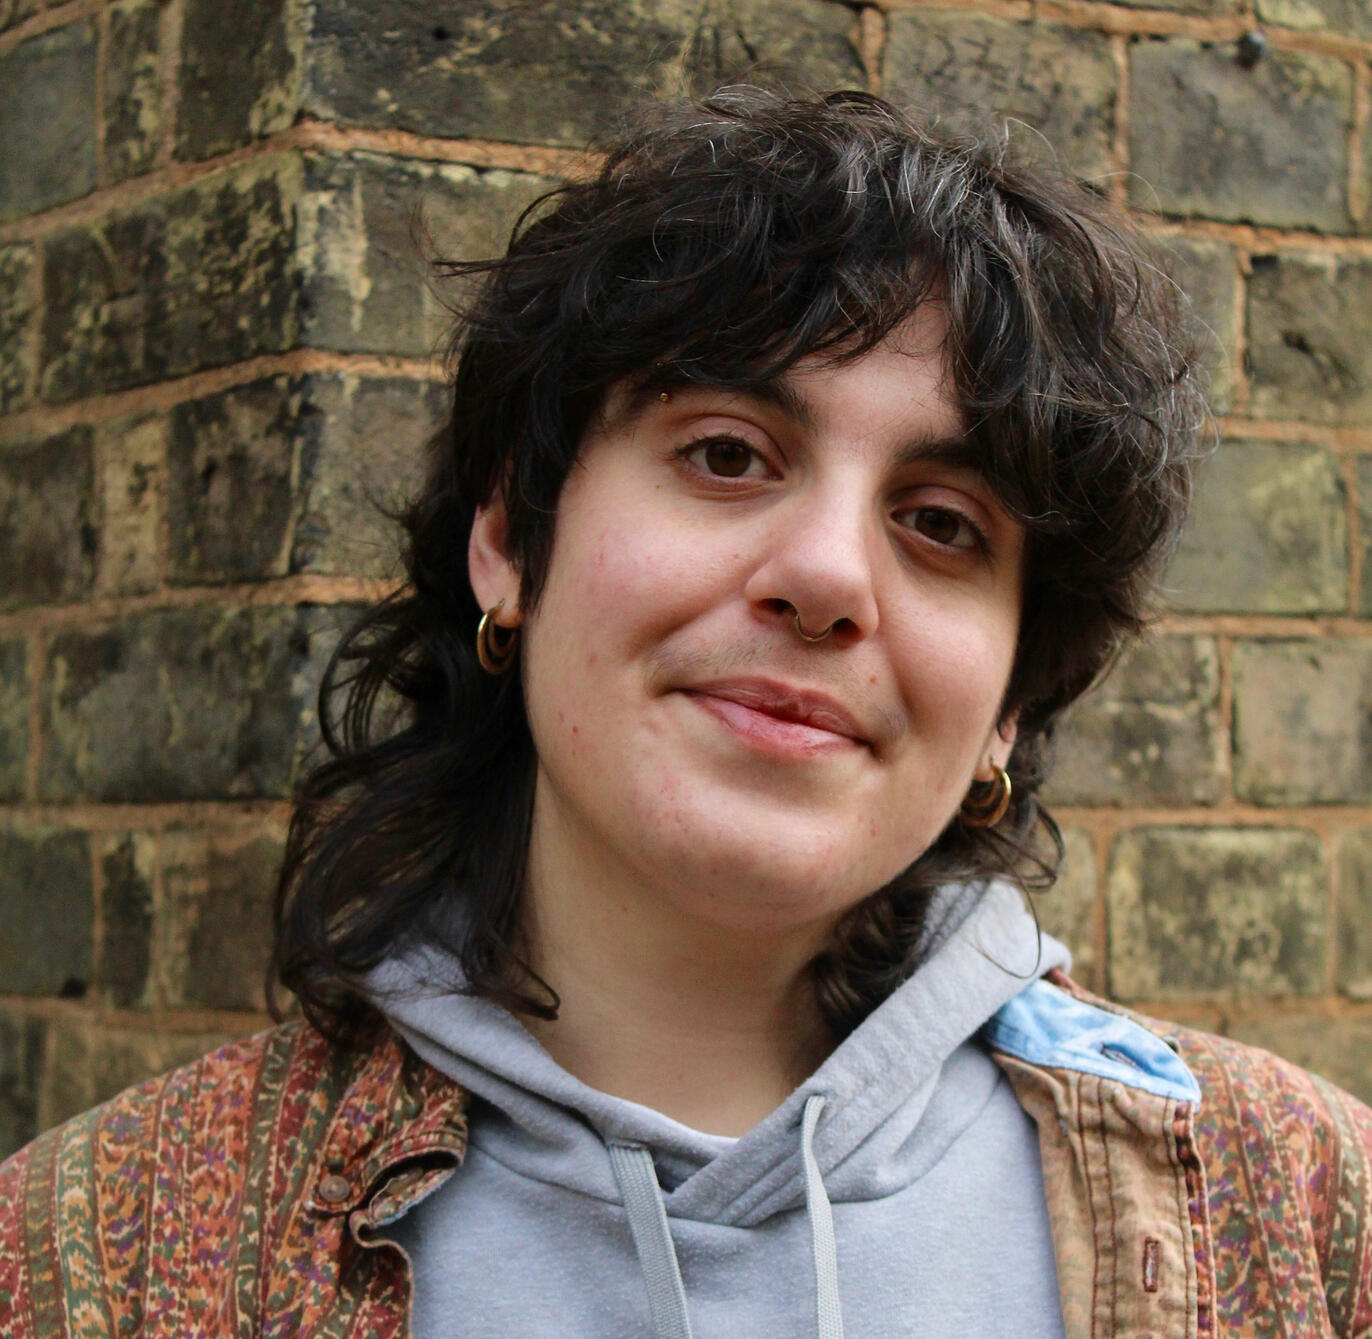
743;486;881;644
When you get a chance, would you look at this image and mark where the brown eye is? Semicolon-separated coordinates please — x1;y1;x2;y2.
702;439;757;474
906;507;977;549
700;439;756;477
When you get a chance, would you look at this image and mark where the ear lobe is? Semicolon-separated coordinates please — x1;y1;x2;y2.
468;499;522;618
977;713;1018;780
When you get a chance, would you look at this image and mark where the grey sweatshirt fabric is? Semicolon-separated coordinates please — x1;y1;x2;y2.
371;881;1071;1338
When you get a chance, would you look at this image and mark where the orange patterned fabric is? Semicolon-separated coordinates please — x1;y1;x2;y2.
0;993;1368;1337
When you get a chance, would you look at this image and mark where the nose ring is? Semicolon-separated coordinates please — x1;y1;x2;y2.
794;613;836;643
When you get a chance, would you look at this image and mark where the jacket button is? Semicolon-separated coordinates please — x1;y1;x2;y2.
317;1173;352;1204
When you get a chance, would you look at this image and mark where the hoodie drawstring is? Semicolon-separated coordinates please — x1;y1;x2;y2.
608;1093;846;1339
608;1142;696;1339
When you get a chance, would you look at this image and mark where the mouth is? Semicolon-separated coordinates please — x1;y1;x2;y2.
680;678;870;756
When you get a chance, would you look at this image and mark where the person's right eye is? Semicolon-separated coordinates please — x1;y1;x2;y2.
678;436;773;480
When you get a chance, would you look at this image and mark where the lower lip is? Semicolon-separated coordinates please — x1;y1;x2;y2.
684;692;860;758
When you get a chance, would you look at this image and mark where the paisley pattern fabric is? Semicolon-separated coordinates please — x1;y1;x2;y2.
0;988;1368;1338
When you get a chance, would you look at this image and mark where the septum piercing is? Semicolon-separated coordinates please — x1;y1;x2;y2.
794;613;836;643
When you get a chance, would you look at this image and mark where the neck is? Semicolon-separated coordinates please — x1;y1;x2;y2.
518;798;837;1137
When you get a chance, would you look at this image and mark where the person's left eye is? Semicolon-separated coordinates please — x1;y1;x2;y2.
896;505;984;551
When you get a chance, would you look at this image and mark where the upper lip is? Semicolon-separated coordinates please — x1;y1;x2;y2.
683;678;871;744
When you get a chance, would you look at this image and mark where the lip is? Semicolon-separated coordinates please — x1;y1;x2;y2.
680;678;870;755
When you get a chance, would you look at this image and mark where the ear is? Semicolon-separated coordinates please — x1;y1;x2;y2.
468;498;522;622
975;713;1019;781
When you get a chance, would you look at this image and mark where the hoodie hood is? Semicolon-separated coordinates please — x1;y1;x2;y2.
368;879;1069;1226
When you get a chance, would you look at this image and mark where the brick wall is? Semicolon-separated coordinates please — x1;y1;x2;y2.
1;0;1370;1157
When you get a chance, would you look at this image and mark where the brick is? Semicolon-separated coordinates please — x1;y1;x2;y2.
167;378;302;584
1359;458;1372;615
176;0;299;159
1247;254;1372;427
300;153;553;359
1128;40;1350;232
0;21;97;220
1036;828;1100;992
1047;636;1223;806
0;426;97;611
1107;827;1327;999
0;1010;45;1160
104;0;162;183
1225;1014;1372;1107
883;14;1116;179
304;0;861;146
1163;236;1239;413
40;156;299;403
0;0;48;34
292;374;443;576
0;636;27;801
96;414;163;596
1257;0;1372;40
0;242;34;414
98;832;154;1008
1232;639;1372;804
159;828;282;1010
1166;441;1347;614
1337;830;1372;1000
0;827;92;997
1110;0;1234;10
38;605;340;802
39;1020;235;1130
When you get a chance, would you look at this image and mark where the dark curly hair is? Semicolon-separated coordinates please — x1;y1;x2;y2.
272;87;1207;1041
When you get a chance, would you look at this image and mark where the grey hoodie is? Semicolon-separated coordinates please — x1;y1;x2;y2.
372;881;1070;1338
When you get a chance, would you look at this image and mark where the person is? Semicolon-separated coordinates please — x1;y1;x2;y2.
2;86;1369;1338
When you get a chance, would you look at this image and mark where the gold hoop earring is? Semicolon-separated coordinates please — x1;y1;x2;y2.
960;764;1012;828
476;600;519;675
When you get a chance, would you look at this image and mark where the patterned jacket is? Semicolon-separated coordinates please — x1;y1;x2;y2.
2;973;1370;1338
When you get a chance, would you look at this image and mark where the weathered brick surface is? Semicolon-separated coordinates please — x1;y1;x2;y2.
40;157;300;403
0;636;27;802
884;14;1115;179
1257;0;1372;40
0;426;97;611
0;827;92;997
1232;639;1372;805
177;0;299;159
1247;254;1372;427
1163;236;1238;413
97;832;154;1008
1166;441;1347;614
159;828;283;1010
1047;637;1223;806
300;153;553;359
292;374;442;576
1226;1013;1372;1107
103;0;162;184
38;606;340;802
304;0;861;146
1128;40;1350;232
39;1020;237;1131
96;414;163;596
1036;828;1100;992
1359;457;1372;616
167;378;302;584
0;1010;45;1161
0;20;97;221
0;242;34;414
1338;830;1372;1001
1107;827;1327;999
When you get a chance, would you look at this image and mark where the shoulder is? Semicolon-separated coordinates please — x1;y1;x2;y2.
0;1021;426;1338
1051;977;1372;1334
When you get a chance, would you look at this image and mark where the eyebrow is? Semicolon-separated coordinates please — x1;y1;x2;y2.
626;367;979;470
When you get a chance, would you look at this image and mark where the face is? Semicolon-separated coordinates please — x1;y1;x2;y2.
470;305;1024;941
